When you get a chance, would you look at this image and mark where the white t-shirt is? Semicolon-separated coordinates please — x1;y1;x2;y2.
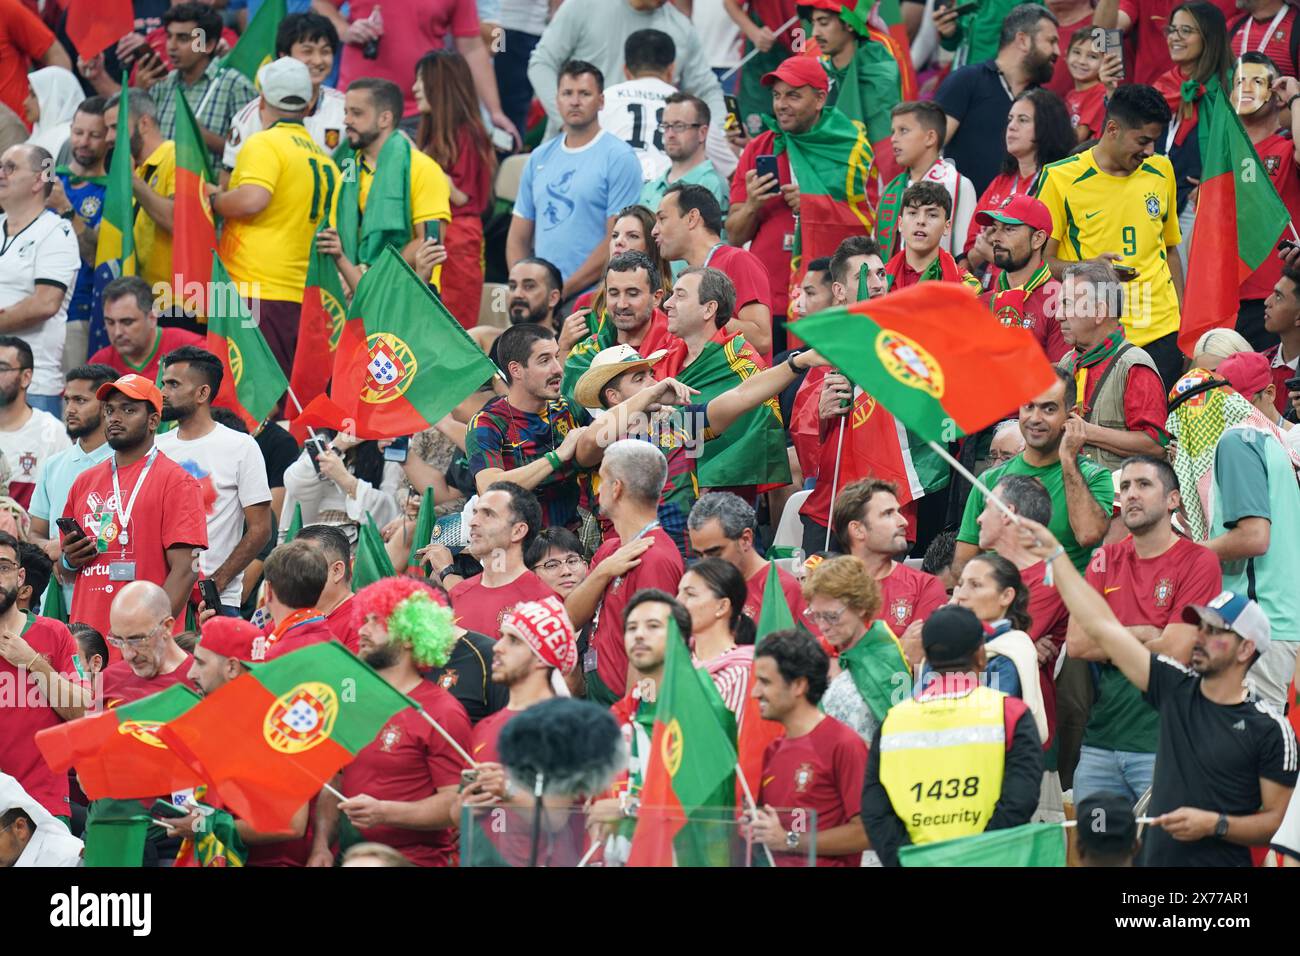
0;407;71;508
156;422;272;606
693;0;742;69
0;210;79;397
598;77;676;182
222;86;348;170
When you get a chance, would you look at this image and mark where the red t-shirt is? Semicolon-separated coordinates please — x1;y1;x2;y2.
1024;561;1070;748
445;128;493;217
1118;0;1175;86
875;562;947;636
0;0;55;123
1263;343;1299;415
588;528;685;695
449;570;556;641
1065;84;1107;139
981;273;1070;363
789;365;826;482
63;451;209;642
340;679;472;866
1047;13;1096;97
265;617;336;660
1230;7;1299;79
470;705;518;764
758;714;868;867
1075;349;1169;443
1087;535;1222;627
708;243;774;360
89;328;206;387
100;656;196;710
743;562;808;625
1241;132;1300;301
0;614;78;816
325;596;361;653
730;131;796;319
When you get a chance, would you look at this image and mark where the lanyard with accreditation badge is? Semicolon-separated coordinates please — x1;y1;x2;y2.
103;448;158;581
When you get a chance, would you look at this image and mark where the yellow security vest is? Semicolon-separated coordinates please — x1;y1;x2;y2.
877;685;1007;845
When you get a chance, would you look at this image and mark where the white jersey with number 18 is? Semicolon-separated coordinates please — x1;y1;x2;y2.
597;77;675;183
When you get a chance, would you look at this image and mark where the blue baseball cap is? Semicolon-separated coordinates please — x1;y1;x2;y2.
1181;591;1271;653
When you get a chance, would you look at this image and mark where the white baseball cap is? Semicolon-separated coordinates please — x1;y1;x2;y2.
1181;590;1272;654
258;56;312;111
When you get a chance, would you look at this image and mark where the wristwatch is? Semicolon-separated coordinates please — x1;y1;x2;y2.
1215;813;1229;838
785;350;805;374
784;830;800;850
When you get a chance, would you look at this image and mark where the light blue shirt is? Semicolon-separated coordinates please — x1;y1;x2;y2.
30;439;115;608
514;129;643;289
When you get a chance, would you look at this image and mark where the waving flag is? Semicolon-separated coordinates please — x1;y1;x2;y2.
172;88;216;296
205;254;289;430
222;0;287;82
735;562;792;803
289;232;348;437
92;83;136;308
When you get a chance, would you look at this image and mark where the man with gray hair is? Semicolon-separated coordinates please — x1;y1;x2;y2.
0;142;80;416
565;439;684;706
687;491;811;626
1056;261;1167;470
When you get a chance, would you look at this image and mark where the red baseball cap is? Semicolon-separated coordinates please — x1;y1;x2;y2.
761;56;829;93
975;195;1053;235
96;373;163;414
198;617;267;664
1217;351;1273;398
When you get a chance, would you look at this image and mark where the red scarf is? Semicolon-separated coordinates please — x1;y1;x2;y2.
1153;68;1204;147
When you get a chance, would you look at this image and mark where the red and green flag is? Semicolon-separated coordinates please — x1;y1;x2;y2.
289;231;348;439
172;87;216;298
296;246;497;440
406;487;436;574
222;0;287;82
900;821;1066;867
92;82;135;302
1181;79;1293;355
735;561;792;803
41;578;68;624
205;253;289;430
282;502;304;543
627;616;737;867
789;283;1058;444
34;685;203;799
353;514;397;591
156;642;416;832
66;0;133;58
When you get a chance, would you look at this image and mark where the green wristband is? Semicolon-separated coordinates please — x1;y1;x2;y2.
545;451;562;471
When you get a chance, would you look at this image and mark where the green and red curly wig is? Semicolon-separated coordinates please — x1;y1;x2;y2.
352;577;457;669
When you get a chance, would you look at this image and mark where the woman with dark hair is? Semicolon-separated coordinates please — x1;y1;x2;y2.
413;50;497;329
281;430;403;543
964;88;1075;263
949;554;1049;744
677;557;756;716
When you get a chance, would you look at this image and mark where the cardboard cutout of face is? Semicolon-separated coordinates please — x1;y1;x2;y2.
1234;62;1275;116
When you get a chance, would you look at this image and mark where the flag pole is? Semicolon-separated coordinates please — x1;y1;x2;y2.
735;763;777;868
284;384;324;444
925;439;1020;524
823;416;848;551
718;16;801;82
323;782;346;802
415;707;479;767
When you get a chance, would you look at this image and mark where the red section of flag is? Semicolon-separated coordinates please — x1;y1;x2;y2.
1178;173;1246;356
173;166;215;296
735;680;784;806
206;328;259;432
66;0;133;58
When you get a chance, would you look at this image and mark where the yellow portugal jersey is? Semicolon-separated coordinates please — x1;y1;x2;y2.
1035;148;1182;346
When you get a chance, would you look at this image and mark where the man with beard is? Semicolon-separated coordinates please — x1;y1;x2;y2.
58;374;207;643
156;345;271;616
49;97;109;374
259;540;337;659
1020;517;1298;867
310;576;472;867
976;196;1070;363
89;277;203;385
467;323;589;531
506;257;564;334
934;4;1060;194
1068;455;1222;805
0;336;70;509
0;530;90;823
28;365;115;605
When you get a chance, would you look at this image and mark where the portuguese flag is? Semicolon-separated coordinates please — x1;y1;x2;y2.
289;231;348;436
91;81;135;304
223;0;287;82
900;821;1066;867
735;561;791;803
1180;79;1292;355
627;617;737;867
296;246;497;440
205;253;289;430
65;0;133;58
789;283;1057;444
156;642;415;833
406;487;436;574
353;515;397;591
34;685;202;799
282;502;304;543
172;88;216;298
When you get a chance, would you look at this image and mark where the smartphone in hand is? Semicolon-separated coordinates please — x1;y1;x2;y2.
755;154;783;186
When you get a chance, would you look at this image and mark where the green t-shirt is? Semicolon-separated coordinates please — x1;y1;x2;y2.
1212;429;1300;643
1085;665;1159;753
957;453;1114;572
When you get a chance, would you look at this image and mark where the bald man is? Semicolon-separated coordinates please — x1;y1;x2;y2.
100;581;197;709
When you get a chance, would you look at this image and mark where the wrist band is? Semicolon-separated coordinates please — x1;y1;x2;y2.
786;350;804;374
1041;545;1066;587
545;450;562;471
61;555;76;573
1289;94;1300;110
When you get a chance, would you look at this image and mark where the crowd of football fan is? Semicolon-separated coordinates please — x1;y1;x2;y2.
2;0;1300;869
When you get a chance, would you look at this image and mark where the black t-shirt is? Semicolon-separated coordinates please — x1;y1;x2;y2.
426;630;508;725
1141;654;1298;867
255;421;301;491
933;60;1016;196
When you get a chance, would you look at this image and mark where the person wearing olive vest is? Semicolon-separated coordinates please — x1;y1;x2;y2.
1056;261;1168;471
861;605;1044;866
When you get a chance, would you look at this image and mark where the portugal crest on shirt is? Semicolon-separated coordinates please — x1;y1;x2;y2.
1153;577;1174;608
379;722;403;752
876;330;944;399
263;682;338;754
1266;154;1282;175
361;334;417;404
889;597;913;627
794;762;814;793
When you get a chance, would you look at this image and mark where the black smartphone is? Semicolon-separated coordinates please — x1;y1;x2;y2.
199;578;221;611
724;94;741;131
423;220;443;244
755;154;783;186
305;437;326;473
1113;264;1139;281
56;516;86;540
1279;239;1299;254
151;798;191;820
384;435;410;463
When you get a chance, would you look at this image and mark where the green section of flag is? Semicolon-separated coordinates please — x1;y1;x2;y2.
406;487;435;572
835;620;910;724
208;253;289;422
93;77;135;274
222;0;287;81
84;798;151;867
352;514;396;591
899;822;1067;867
333;133;414;266
755;560;794;644
42;579;68;623
173;85;213;183
282;502;303;542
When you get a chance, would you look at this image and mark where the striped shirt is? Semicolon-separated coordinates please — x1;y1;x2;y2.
151;59;257;159
697;644;754;717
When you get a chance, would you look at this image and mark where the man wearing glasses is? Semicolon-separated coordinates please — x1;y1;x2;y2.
639;93;729;221
99;580;196;709
57;374;207;649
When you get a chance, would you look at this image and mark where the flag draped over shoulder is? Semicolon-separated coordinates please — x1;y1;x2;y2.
172;88;216;296
222;0;287;81
736;562;791;801
658;331;791;487
628;617;737;866
205;253;289;430
1180;79;1292;355
899;821;1067;867
156;642;416;832
296;247;497;440
836;619;910;723
332;133;413;267
92;83;135;308
789;283;1057;443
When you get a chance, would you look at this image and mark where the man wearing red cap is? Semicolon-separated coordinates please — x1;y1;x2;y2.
976;195;1070;363
1056;261;1167;471
1218;352;1299;455
57;374;208;644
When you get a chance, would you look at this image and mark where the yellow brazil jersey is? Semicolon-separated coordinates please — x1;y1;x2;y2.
356;146;452;287
219;120;341;303
135;140;176;295
1035;148;1182;346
